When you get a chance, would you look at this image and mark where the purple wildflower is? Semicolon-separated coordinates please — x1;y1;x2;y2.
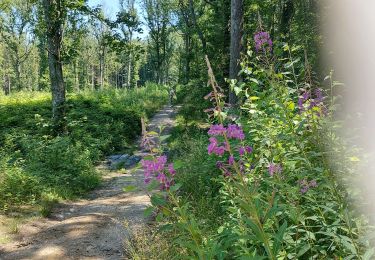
168;163;176;176
228;155;235;165
208;137;228;156
223;168;232;177
245;146;253;154
164;180;172;190
298;97;304;112
208;137;218;154
208;124;226;136
216;161;224;168
141;156;177;191
309;180;318;188
268;163;282;176
155;156;167;171
315;88;323;103
300;186;309;194
254;31;273;52
214;146;226;156
298;178;318;194
239;146;253;156
227;124;245;140
156;172;167;183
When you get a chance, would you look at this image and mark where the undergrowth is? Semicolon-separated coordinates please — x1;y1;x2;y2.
0;83;168;214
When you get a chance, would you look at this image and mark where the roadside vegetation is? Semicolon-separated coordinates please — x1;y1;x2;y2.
0;84;167;214
130;47;375;259
1;0;374;258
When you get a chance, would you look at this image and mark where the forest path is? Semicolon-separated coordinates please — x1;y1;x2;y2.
0;105;179;260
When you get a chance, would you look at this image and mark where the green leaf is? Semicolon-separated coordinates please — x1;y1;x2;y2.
160;134;171;142
143;206;154;217
173;160;183;169
123;185;137;192
273;221;287;255
250;78;260;85
287;101;295;111
147;131;159;136
158;223;173;233
234;86;242;95
142;155;154;161
169;183;182;192
147;180;160;191
155;212;164;222
297;244;311;257
339;235;357;255
151;194;167;206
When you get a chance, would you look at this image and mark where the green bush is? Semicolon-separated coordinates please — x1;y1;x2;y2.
176;81;211;122
25;137;99;197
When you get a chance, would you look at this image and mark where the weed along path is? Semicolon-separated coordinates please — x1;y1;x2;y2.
0;105;179;260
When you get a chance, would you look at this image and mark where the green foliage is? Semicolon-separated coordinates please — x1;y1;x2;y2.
168;123;224;224
0;84;168;212
134;51;374;259
176;82;211;122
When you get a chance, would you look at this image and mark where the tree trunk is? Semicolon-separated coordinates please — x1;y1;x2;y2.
279;0;294;39
229;0;243;105
3;75;10;95
188;0;206;53
127;52;132;87
99;47;104;89
13;58;22;91
42;0;66;133
38;37;49;90
222;0;231;84
184;33;191;84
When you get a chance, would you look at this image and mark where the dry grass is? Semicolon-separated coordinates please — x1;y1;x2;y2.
124;226;176;260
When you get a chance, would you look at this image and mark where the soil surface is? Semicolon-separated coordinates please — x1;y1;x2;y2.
0;105;178;260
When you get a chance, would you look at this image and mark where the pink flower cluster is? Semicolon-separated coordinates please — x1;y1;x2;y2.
254;31;273;52
268;163;282;176
298;88;327;116
208;137;227;156
207;124;253;177
208;124;245;140
141;155;176;190
298;178;318;194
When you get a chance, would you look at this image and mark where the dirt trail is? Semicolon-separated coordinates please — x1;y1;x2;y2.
0;105;178;260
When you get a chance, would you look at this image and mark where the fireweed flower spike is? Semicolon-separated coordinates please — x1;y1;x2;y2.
216;161;224;169
208;137;218;155
245;146;253;154
254;31;273;52
207;137;228;156
224;169;231;177
298;178;318;194
168;163;176;176
226;124;245;140
208;124;227;136
228;155;235;165
298;88;327;116
238;147;245;156
239;146;253;156
141;155;177;190
268;163;282;176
